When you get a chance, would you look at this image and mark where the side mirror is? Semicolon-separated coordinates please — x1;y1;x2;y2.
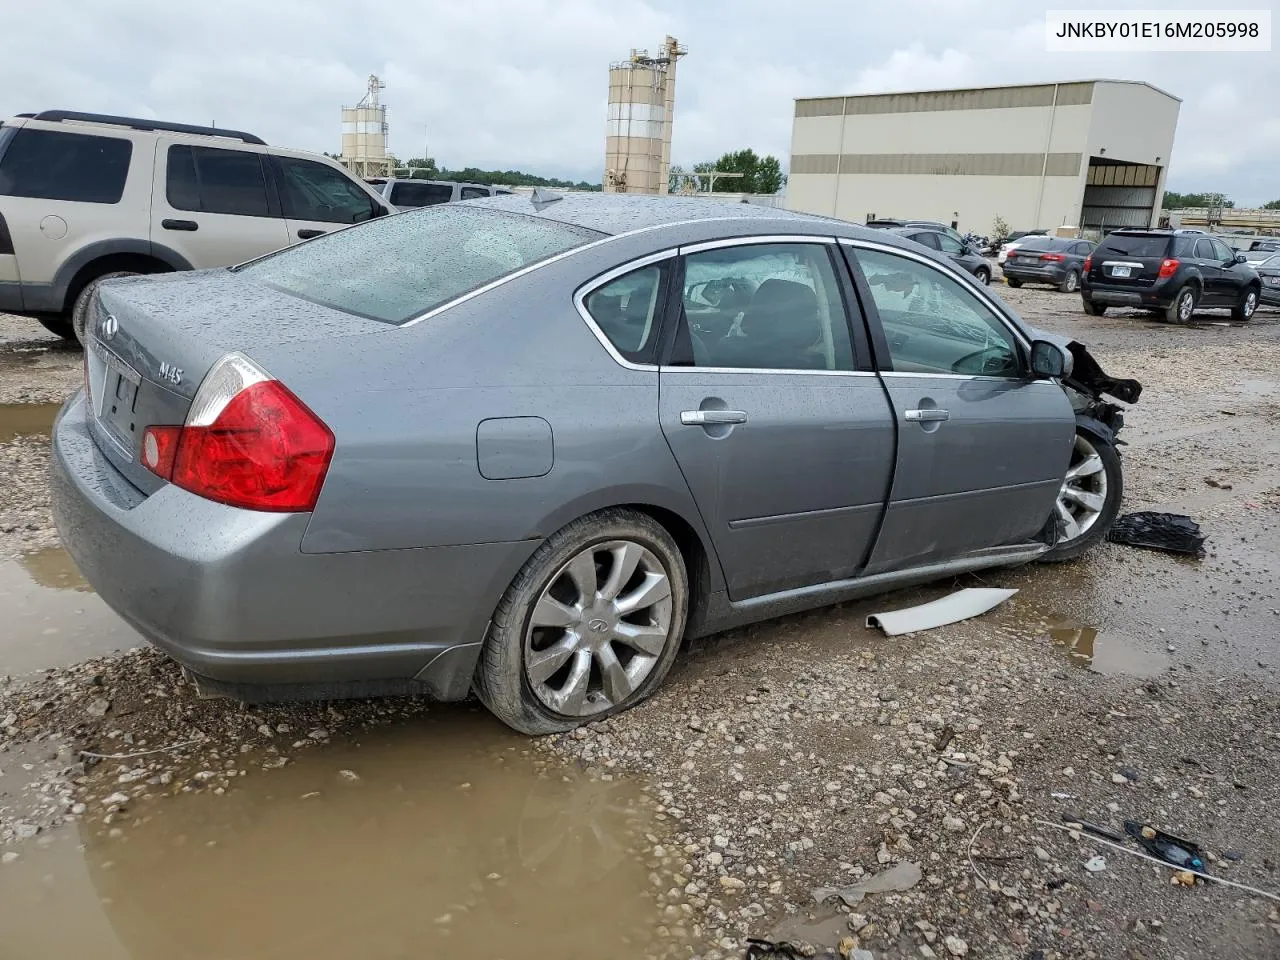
1030;340;1072;380
1234;253;1248;264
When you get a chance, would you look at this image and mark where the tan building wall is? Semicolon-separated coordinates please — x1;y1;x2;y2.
788;81;1179;235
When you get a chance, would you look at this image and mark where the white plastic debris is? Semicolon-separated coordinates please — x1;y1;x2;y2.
1084;856;1108;873
866;588;1018;637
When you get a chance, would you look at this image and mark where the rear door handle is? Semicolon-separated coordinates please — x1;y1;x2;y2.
161;219;198;231
904;409;950;422
681;410;748;426
297;229;326;239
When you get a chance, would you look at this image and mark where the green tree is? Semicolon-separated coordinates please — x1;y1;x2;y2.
755;155;785;195
991;215;1010;245
695;148;786;195
1262;199;1280;210
1163;190;1235;209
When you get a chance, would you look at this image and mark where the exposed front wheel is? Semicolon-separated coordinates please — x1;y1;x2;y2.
1040;431;1123;563
1233;287;1259;322
475;509;689;735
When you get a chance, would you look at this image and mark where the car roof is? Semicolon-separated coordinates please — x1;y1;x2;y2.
463;192;842;237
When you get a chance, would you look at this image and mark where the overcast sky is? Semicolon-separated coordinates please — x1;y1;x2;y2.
2;1;1277;203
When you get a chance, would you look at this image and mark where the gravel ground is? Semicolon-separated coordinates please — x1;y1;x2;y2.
2;290;1280;960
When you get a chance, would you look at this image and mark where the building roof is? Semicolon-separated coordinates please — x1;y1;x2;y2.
795;79;1181;105
468;192;827;236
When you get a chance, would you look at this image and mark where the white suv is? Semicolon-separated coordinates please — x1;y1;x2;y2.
0;111;392;342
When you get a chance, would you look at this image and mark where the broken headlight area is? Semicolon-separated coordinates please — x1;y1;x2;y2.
1062;340;1141;440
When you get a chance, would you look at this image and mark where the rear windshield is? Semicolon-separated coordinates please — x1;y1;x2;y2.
1097;234;1170;258
1016;237;1064;251
240;205;604;325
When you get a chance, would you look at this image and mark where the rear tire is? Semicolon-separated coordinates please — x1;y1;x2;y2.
1060;269;1081;293
71;271;138;346
1040;431;1123;563
36;316;76;341
1082;299;1106;316
1006;277;1023;288
1233;286;1259;322
973;267;991;286
475;509;689;735
1165;285;1197;324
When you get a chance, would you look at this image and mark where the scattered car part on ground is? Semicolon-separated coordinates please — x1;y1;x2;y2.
1081;229;1261;323
1126;821;1207;873
812;861;923;906
0;110;392;343
865;588;1018;637
49;193;1140;734
1108;512;1207;557
1003;236;1095;293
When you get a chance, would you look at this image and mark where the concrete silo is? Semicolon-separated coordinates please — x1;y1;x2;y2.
340;75;392;178
604;37;686;195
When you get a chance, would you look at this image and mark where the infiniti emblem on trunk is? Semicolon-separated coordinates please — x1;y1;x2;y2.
100;313;119;340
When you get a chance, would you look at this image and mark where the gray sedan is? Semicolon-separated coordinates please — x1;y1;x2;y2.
50;195;1140;734
890;227;992;285
1003;236;1095;293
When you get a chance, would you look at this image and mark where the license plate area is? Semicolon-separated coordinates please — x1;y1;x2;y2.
90;342;143;455
1103;260;1143;280
1111;265;1131;278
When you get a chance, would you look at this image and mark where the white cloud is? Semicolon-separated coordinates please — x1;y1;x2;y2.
0;0;1276;202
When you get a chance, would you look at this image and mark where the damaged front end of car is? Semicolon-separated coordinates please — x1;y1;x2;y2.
1060;340;1142;445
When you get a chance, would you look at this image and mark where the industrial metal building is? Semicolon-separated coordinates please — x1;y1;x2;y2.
787;80;1180;236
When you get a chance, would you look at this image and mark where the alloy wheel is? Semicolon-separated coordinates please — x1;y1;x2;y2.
1065;271;1079;293
1244;291;1258;318
524;540;673;717
1056;434;1109;543
1178;291;1195;321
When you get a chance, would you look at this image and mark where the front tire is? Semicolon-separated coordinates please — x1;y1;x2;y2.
1233;286;1259;322
1040;431;1123;563
974;267;991;286
475;509;689;735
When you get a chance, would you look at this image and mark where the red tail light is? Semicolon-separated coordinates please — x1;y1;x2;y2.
142;354;334;512
1039;253;1065;262
1158;258;1179;279
1083;254;1093;273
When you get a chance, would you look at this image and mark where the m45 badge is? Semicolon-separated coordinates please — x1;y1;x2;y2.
158;362;183;386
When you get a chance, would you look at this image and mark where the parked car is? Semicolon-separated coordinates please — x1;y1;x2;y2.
0;111;392;343
867;218;967;247
1081;229;1262;322
1003;237;1095;292
50;194;1140;735
891;226;991;284
1256;253;1280;307
1242;238;1280;264
997;231;1048;264
367;178;514;210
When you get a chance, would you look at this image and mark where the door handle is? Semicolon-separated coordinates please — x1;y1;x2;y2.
681;410;748;426
161;219;198;231
904;408;950;422
297;229;326;239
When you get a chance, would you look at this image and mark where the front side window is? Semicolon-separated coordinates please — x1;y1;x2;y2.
167;145;269;217
1194;239;1217;260
909;232;941;251
276;157;379;224
1211;239;1235;262
241;204;603;325
390;182;453;208
0;128;132;204
855;248;1021;378
679;243;854;371
583;263;665;363
935;233;965;255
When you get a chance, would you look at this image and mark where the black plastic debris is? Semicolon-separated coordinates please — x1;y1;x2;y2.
745;938;812;960
1108;512;1207;557
1124;820;1207;873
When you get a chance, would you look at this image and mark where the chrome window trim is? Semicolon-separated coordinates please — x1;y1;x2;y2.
679;234;835;255
401;216;822;328
879;370;1046;383
660;366;878;378
837;237;1033;361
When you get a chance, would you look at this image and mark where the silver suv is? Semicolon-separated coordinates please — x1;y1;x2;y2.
368;177;514;210
0;110;391;342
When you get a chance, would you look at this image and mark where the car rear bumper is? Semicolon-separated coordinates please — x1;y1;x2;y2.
49;392;538;699
1082;281;1171;308
1003;263;1067;282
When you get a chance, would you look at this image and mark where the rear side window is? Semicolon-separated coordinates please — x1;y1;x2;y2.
390;182;453;207
1098;235;1170;258
0;128;132;204
1018;237;1054;251
275;156;379;224
460;186;490;200
241;205;604;325
167;145;269;217
584;263;666;363
1171;237;1196;256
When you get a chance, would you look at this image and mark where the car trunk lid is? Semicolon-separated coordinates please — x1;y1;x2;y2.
82;269;390;494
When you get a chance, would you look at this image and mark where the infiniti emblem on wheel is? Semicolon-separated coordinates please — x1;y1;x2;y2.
101;313;119;340
587;618;609;633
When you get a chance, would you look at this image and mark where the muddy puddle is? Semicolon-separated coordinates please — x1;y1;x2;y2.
0;401;61;444
1043;616;1171;677
0;714;665;960
1;547;137;677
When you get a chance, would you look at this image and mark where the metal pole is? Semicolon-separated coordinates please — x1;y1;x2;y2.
1033;83;1059;229
832;98;848;217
